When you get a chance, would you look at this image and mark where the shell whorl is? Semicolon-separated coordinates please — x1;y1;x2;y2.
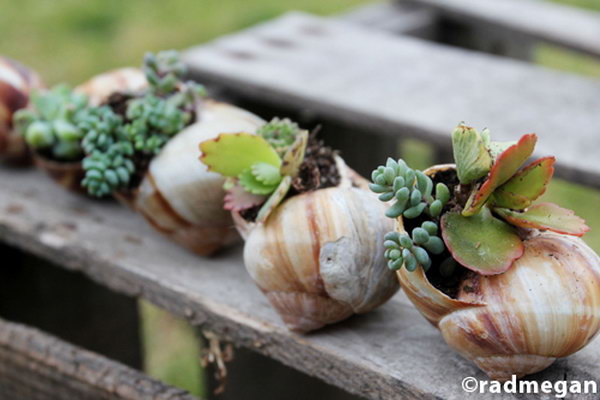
129;100;265;255
396;165;600;380
243;172;399;332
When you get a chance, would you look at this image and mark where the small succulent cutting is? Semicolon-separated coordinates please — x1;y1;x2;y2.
371;123;589;276
200;118;308;223
13;85;87;161
79;50;206;197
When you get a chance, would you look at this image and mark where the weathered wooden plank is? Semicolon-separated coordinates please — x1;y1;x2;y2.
184;13;600;189
0;317;198;400
404;0;600;58
1;164;600;399
339;2;438;38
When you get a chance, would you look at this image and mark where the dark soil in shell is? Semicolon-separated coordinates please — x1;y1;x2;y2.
404;166;470;299
239;134;341;222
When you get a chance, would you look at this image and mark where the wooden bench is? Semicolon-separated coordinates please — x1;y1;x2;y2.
183;12;600;188
0;316;198;400
2;1;600;399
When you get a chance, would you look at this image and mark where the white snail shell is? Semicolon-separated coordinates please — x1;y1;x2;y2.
240;158;399;332
0;56;43;163
127;100;265;255
75;67;147;105
397;164;600;380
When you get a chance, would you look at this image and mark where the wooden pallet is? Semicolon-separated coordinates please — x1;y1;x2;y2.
184;13;600;188
0;316;198;400
1;161;599;399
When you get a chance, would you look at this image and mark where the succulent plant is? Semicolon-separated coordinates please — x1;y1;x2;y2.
13;85;87;161
369;158;450;271
387;126;599;381
200;118;308;223
79;50;204;197
371;123;588;276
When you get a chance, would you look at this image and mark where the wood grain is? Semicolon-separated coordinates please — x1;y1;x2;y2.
184;13;600;189
0;316;198;400
1;166;600;399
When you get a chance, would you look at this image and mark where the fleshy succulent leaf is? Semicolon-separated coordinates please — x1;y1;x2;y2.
487;140;517;160
256;175;292;223
441;207;524;275
495;203;589;237
492;156;555;210
200;133;281;178
451;124;492;185
462;133;537;216
223;184;267;212
238;168;279;195
280;129;308;177
252;162;282;186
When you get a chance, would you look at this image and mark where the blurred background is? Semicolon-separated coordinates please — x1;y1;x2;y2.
2;0;599;397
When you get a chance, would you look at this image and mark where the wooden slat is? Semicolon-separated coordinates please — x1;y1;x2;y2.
2;166;600;399
184;13;600;189
0;317;198;400
339;2;438;37
404;0;600;58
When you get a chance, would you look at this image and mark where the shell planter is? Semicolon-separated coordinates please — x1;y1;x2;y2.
200;119;399;332
370;124;600;380
0;56;44;164
14;50;264;255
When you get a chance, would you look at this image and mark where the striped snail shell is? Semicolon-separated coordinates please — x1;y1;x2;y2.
396;164;600;380
125;100;265;255
239;157;399;332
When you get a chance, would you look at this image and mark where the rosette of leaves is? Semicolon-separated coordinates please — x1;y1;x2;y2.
371;123;589;276
200;118;308;223
13;85;87;161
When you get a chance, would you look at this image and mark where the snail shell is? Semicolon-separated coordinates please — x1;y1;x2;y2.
240;158;399;332
0;56;43;163
123;100;265;256
397;164;600;380
75;67;147;106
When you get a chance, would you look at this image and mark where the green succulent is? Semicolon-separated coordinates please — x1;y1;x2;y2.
257;118;301;156
371;123;589;276
200;118;309;223
79;50;203;197
123;94;192;154
370;158;449;272
13;85;87;161
81;142;135;197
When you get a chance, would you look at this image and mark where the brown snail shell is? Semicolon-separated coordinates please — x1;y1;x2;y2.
239;157;399;332
0;56;44;164
32;153;86;194
396;164;600;380
75;67;147;106
121;100;265;256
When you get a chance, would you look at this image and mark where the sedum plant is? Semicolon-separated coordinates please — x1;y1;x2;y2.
371;123;589;275
200;118;308;223
79;50;206;197
13;85;87;161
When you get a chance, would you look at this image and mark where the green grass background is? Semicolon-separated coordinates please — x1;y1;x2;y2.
2;0;599;397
